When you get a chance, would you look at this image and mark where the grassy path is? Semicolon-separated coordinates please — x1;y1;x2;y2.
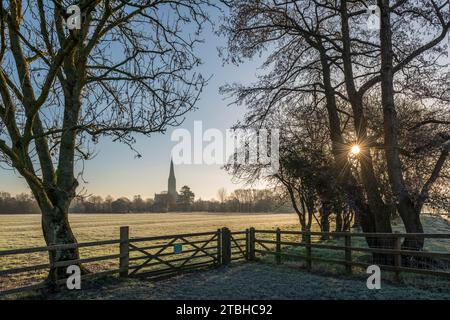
47;262;450;300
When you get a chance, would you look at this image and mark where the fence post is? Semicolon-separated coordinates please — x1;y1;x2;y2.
119;226;129;278
305;231;312;272
217;228;222;265
276;228;281;265
345;233;352;275
249;227;256;261
49;249;59;292
221;227;231;265
245;229;250;261
394;235;402;282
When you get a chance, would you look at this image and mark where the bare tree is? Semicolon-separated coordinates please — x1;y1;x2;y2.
217;187;227;204
221;0;450;253
377;0;450;249
0;0;217;278
219;0;381;236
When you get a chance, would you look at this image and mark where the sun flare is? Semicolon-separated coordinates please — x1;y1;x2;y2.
350;145;361;155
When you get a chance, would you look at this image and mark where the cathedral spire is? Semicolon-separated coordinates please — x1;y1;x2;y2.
168;158;176;200
169;158;175;178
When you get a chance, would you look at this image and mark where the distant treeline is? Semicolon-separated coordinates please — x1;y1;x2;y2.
192;189;292;213
0;189;293;214
70;189;292;213
0;192;40;214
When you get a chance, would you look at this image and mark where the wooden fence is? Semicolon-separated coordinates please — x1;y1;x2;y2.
252;228;450;280
1;227;450;296
0;227;246;296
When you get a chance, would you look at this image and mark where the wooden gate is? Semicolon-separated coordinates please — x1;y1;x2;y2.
124;229;221;279
230;230;248;261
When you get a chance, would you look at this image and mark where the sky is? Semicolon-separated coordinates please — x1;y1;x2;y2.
0;15;266;201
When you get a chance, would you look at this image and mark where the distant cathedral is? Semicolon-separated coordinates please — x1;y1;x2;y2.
154;159;179;211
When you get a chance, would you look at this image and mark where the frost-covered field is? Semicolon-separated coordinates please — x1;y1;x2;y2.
0;212;299;250
2;213;450;299
0;212;298;292
44;262;450;300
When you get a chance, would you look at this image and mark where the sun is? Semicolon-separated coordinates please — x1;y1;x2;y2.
350;145;361;155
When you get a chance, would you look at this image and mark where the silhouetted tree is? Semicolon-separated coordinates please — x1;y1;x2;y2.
0;192;39;214
111;197;131;213
221;0;450;253
178;186;195;211
0;0;219;276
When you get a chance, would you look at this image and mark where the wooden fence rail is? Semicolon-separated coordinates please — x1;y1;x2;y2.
0;226;250;297
1;227;450;297
252;229;450;280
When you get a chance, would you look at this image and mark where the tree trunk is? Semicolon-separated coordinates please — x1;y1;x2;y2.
342;207;354;231
324;6;392;241
319;203;331;240
351;206;360;229
34;59;85;286
41;205;81;283
298;216;309;244
398;199;424;250
340;1;393;252
335;210;343;233
318;48;368;233
378;0;424;250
